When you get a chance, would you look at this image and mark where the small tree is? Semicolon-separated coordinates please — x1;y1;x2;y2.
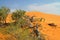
0;6;10;23
12;9;26;25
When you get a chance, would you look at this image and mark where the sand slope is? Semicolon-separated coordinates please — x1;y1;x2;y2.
26;11;60;40
5;11;60;40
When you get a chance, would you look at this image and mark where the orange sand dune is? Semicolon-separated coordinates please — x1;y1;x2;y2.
26;11;60;40
26;11;60;26
6;13;15;23
6;11;60;40
6;14;12;23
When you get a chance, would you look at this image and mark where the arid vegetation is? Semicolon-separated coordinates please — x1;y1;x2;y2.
0;7;46;40
0;6;60;40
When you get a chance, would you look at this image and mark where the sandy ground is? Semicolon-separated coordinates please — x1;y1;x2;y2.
26;11;60;40
4;11;60;40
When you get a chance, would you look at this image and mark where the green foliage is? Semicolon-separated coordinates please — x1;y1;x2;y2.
12;9;26;26
0;25;37;40
12;9;25;20
0;6;46;40
0;6;10;23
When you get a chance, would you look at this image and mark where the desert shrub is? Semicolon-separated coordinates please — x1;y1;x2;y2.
0;7;46;40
